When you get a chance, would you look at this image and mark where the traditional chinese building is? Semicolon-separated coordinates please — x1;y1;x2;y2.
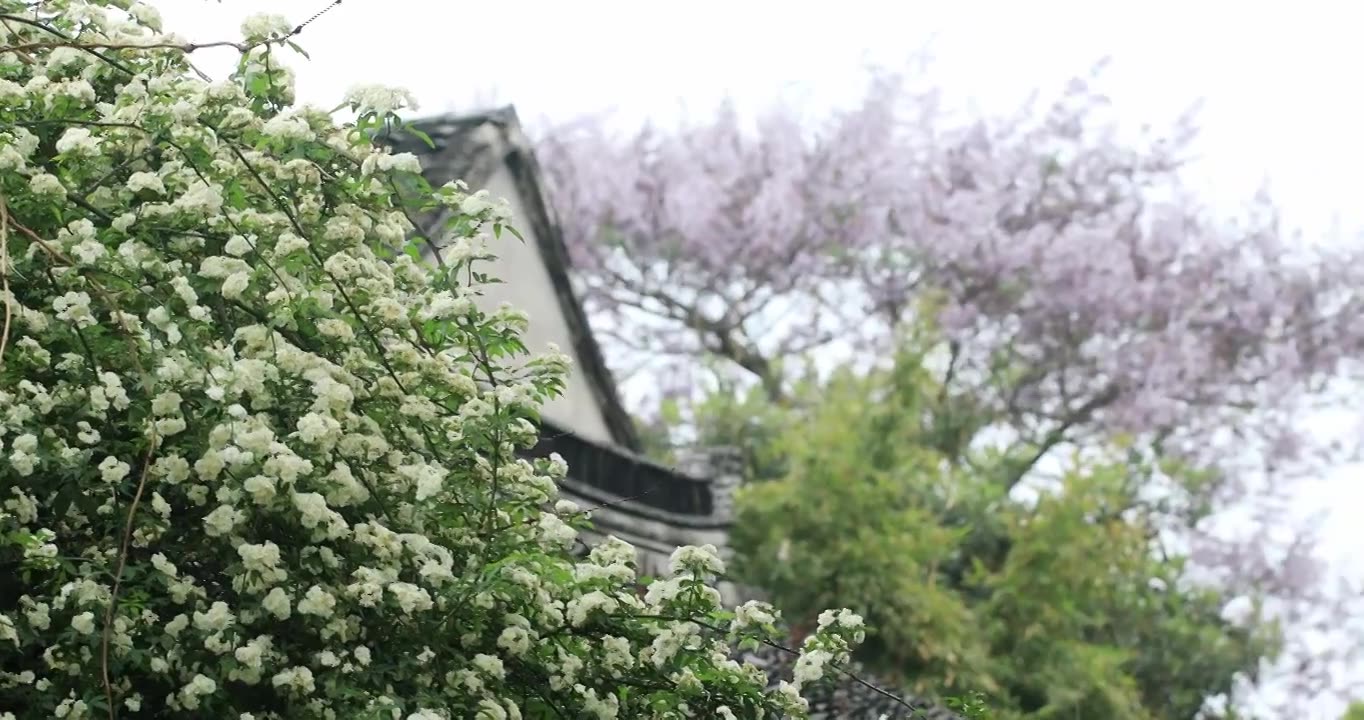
385;107;739;586
388;106;958;720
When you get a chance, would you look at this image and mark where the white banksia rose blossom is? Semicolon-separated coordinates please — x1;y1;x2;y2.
202;503;243;537
128;1;162;30
343;83;418;115
28;172;66;197
261;587;292;620
270;665;315;695
233;636;269;669
193;601;234;633
566;590;619;627
0;1;871;716
70;611;96;635
361;150;424;177
296;585;336;617
261;114;314;142
54;127;102;157
125;170;166;194
457;188;511;220
668;542;726;577
733;599;780;633
775;680;810;714
180;673;217;709
223;234;253;256
792;647;833;688
150;552;177;577
97;455;131;483
497;624;531;656
240;12;291;41
274;231;310;256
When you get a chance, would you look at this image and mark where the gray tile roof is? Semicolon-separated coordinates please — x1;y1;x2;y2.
741;644;965;719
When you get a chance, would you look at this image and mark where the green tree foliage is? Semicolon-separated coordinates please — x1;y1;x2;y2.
715;338;1278;719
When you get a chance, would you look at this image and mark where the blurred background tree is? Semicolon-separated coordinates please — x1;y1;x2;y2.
537;60;1364;716
728;320;1277;718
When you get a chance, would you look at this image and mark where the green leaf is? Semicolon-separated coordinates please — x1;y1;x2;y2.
285;40;311;59
405;126;436;150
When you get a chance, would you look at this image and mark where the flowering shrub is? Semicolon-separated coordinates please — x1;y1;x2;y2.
0;2;881;717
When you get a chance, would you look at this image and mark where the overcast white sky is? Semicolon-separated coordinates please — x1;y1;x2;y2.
156;0;1364;234
152;1;1364;714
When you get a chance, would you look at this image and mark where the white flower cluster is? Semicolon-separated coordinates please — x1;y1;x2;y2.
790;609;866;692
240;13;291;42
344;83;419;116
0;1;869;717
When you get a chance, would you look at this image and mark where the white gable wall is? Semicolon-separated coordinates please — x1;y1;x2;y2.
468;164;617;446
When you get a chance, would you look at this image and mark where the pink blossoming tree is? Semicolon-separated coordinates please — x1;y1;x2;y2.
536;63;1364;713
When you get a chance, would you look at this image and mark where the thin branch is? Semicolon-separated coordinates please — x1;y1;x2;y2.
0;13;136;75
3;39;249;54
937;340;962;407
1000;382;1121;491
480;486;662;538
7;211;164;720
0;197;12;368
101;440;158;720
